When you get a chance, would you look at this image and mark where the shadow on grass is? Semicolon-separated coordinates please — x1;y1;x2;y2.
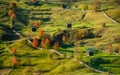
60;50;73;53
102;56;120;58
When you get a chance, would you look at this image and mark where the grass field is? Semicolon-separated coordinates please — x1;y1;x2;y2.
0;0;120;75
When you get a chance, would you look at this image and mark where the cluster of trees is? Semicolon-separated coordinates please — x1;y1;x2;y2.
8;2;17;29
31;29;67;51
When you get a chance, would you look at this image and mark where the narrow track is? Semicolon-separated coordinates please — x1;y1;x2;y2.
102;10;119;24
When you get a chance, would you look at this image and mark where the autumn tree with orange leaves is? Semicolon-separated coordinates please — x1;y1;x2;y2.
62;35;66;43
54;41;59;51
12;48;16;54
10;13;16;21
9;2;17;29
9;13;16;29
12;56;18;66
8;9;14;16
38;30;43;39
9;2;17;9
44;38;50;49
32;37;39;48
34;22;39;28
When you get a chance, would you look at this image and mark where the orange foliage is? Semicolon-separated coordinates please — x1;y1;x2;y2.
54;41;59;51
45;38;50;44
62;35;66;43
34;22;39;28
44;38;50;49
32;37;39;48
8;9;14;16
12;56;18;65
38;30;43;39
10;13;16;21
9;2;17;9
12;48;16;54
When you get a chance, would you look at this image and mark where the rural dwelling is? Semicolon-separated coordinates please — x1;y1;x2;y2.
87;47;94;56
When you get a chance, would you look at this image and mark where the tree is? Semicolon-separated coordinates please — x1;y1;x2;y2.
12;56;18;66
92;0;101;12
44;38;50;49
62;35;66;43
32;37;39;48
107;44;113;54
34;21;39;28
8;9;14;16
9;2;17;9
10;13;16;29
38;30;43;39
10;13;16;21
54;41;59;51
12;48;16;54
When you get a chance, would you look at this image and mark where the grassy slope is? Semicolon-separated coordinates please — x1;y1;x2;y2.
0;0;120;75
105;8;120;23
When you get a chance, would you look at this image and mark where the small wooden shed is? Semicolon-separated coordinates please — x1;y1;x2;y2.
87;47;94;56
31;26;36;32
66;22;72;28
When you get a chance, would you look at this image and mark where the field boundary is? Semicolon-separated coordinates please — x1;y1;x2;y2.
102;10;119;24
